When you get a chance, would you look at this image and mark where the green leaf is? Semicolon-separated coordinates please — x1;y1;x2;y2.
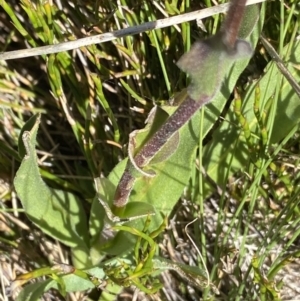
90;177;157;257
152;257;219;294
89;177;114;246
16;266;107;301
177;4;259;101
14;114;90;267
89;177;128;259
108;4;264;231
252;256;281;301
177;37;252;100
16;279;55;301
203;38;300;189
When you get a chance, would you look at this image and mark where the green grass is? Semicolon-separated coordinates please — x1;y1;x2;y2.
1;0;300;300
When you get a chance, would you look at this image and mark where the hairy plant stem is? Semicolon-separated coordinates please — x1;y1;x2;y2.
113;96;208;208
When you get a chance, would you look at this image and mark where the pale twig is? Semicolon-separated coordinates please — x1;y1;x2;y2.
0;0;266;61
260;34;300;98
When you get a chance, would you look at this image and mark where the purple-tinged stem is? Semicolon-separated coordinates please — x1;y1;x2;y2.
113;96;209;208
113;0;249;210
221;0;247;51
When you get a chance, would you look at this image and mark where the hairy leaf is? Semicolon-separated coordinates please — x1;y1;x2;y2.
203;38;300;190
14;114;90;267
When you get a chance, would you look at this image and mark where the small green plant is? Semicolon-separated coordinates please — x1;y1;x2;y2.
11;0;264;299
2;0;300;300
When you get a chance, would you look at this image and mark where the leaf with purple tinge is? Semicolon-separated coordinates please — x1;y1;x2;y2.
177;36;252;100
177;0;252;101
101;1;263;237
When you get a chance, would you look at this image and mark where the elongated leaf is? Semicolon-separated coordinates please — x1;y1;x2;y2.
90;177;157;257
16;266;107;301
152;257;219;292
14;114;89;267
16;279;55;301
203;39;300;188
108;4;264;231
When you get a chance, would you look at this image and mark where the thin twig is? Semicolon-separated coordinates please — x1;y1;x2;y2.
0;0;266;61
260;34;300;98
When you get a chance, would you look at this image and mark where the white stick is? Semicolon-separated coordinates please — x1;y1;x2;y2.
0;0;266;61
